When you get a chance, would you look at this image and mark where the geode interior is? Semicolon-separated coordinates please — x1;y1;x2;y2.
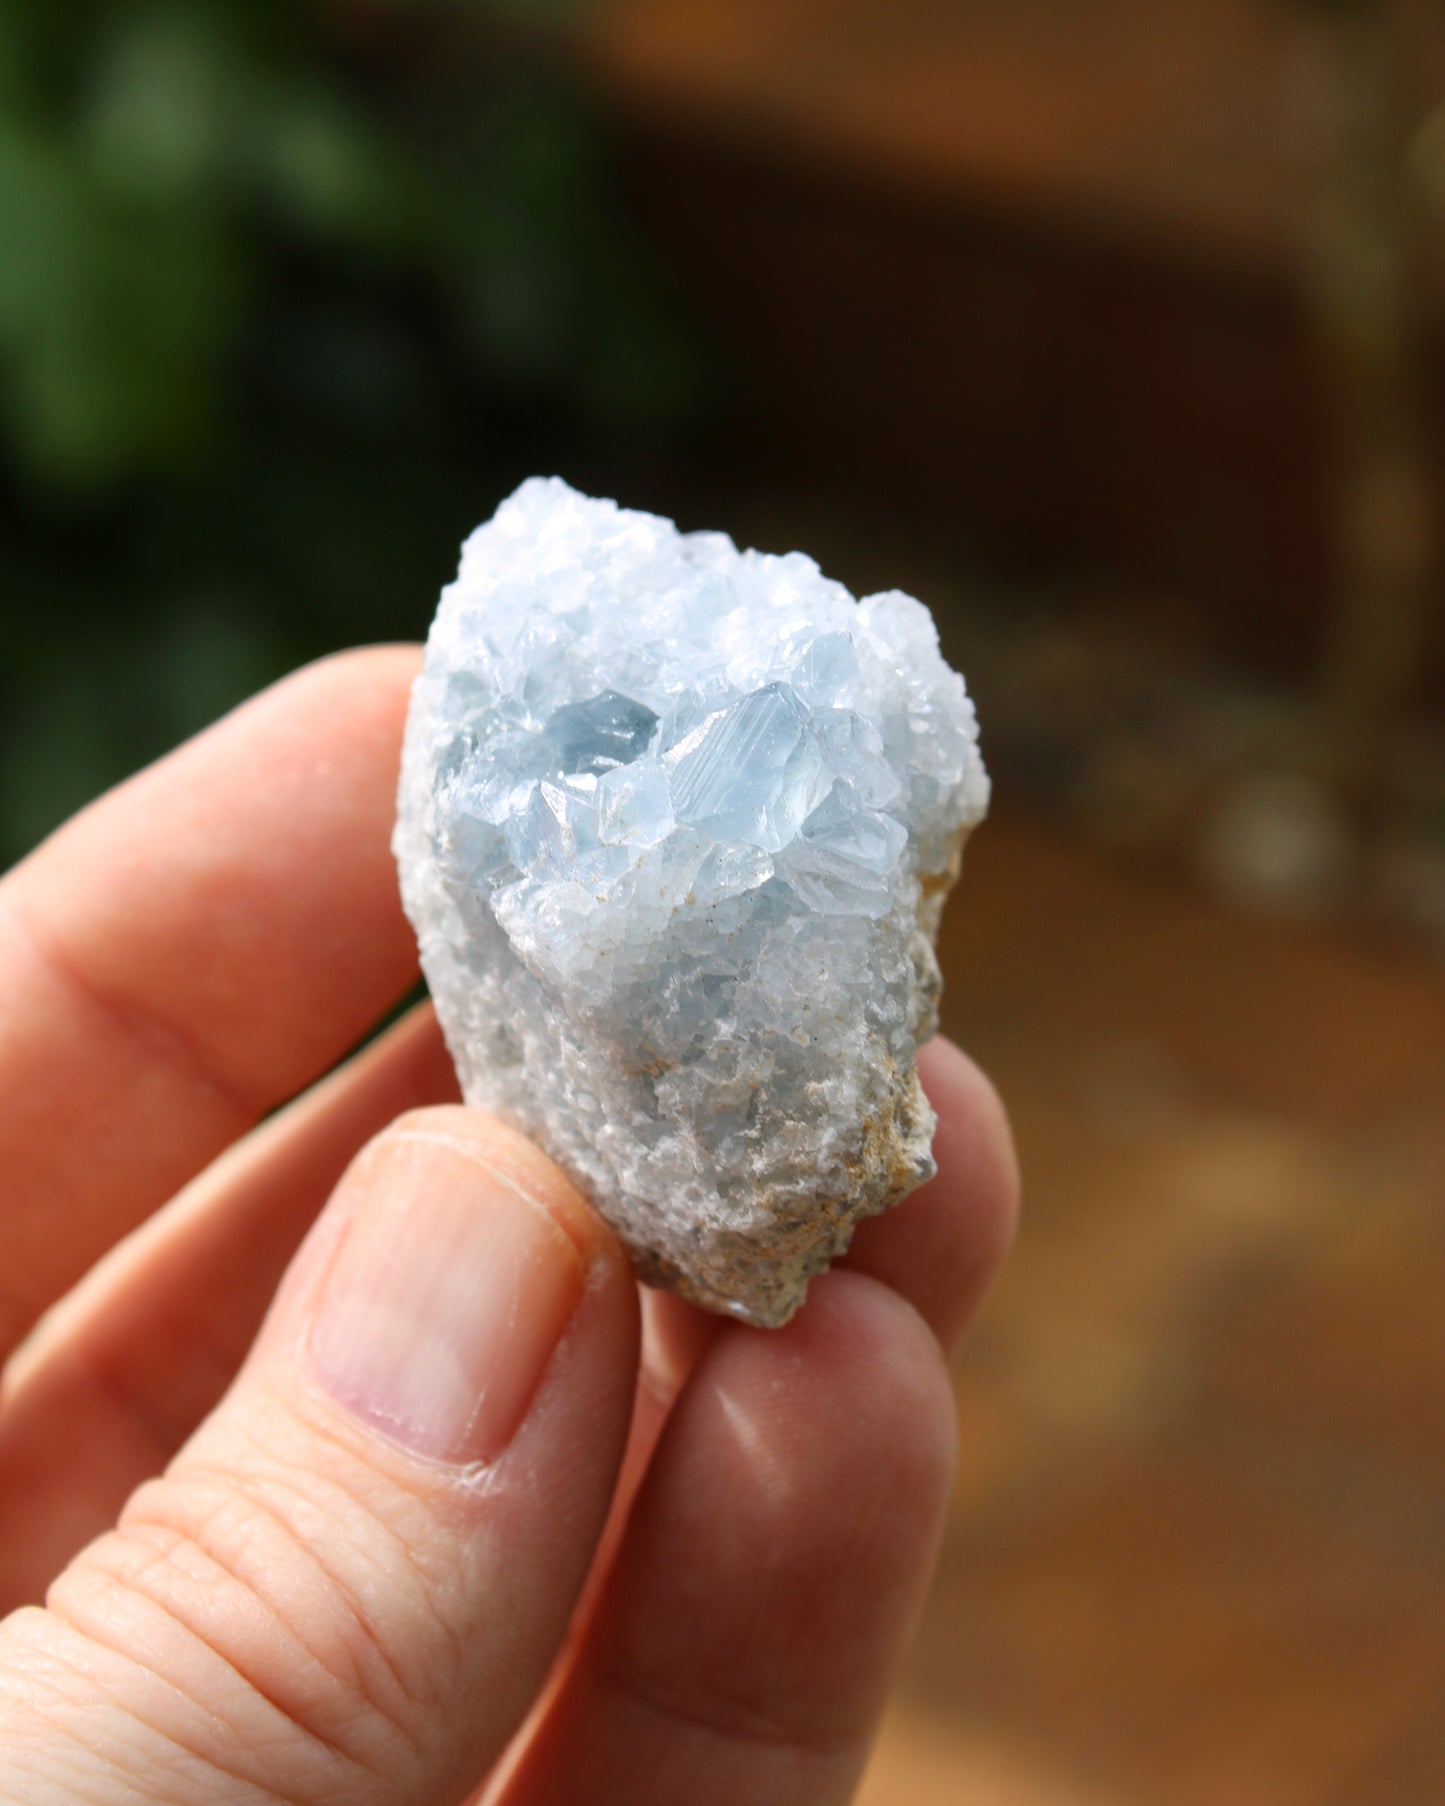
395;478;989;1325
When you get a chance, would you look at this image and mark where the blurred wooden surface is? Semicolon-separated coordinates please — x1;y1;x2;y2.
592;0;1304;262
584;0;1445;681
856;813;1445;1805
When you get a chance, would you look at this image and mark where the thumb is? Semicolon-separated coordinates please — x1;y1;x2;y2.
0;1108;640;1805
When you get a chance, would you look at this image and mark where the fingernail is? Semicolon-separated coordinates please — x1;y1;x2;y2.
309;1129;586;1464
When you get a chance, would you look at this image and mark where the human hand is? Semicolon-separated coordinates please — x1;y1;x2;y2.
0;649;1018;1805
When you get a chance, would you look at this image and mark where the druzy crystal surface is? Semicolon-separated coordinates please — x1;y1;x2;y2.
395;479;989;1325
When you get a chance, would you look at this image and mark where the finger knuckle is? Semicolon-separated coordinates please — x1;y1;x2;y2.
45;1421;451;1790
599;1632;858;1773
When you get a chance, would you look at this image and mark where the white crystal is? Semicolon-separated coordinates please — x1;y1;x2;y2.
394;478;989;1325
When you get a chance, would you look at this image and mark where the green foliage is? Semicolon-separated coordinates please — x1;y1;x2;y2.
0;0;705;866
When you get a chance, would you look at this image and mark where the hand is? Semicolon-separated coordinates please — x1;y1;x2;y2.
0;648;1018;1806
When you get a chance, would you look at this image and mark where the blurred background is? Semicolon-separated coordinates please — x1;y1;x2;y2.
2;0;1444;1799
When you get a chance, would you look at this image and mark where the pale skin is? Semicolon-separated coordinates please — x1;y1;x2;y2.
0;647;1019;1806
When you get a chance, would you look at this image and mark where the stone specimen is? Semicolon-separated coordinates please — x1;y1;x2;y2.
395;478;989;1325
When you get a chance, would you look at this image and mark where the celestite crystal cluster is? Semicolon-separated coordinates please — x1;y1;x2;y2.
395;479;989;1325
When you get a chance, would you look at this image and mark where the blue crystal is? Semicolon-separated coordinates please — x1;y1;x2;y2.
597;761;674;848
665;683;828;851
395;478;989;1327
547;690;659;776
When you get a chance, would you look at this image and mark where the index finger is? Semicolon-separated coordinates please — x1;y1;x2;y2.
0;647;423;1359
